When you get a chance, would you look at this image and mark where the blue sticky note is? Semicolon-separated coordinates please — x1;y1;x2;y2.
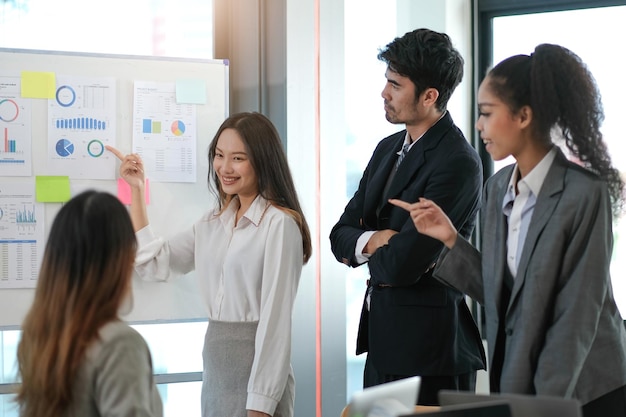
176;79;207;104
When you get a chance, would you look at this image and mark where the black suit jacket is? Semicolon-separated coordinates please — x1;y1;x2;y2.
330;112;486;376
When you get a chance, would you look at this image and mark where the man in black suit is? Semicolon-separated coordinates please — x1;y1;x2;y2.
330;28;486;405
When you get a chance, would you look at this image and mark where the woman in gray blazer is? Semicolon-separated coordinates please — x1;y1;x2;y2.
391;43;626;417
16;191;163;417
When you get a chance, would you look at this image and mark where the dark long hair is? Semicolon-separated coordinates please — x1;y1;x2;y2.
207;112;312;263
487;43;624;216
377;28;464;111
17;191;137;417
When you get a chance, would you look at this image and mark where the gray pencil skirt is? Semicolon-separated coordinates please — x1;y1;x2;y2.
201;320;295;417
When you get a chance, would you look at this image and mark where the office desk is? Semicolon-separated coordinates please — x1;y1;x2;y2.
340;404;440;416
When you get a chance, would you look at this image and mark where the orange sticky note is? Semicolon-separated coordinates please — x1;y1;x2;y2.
21;71;56;99
117;178;150;205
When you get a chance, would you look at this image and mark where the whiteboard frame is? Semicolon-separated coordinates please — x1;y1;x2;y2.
0;48;229;327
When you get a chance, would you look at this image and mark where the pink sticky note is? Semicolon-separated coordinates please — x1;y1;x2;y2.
117;178;150;205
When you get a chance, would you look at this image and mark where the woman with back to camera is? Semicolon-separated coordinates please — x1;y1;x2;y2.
390;44;626;416
107;112;311;417
16;190;163;417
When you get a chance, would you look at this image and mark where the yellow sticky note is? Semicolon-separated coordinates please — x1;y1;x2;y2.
21;71;56;99
35;176;71;202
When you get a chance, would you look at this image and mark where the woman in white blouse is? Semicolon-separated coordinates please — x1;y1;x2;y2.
108;112;311;417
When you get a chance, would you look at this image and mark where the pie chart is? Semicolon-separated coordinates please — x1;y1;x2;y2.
56;85;76;107
56;138;75;157
87;139;105;157
171;120;186;136
0;99;19;122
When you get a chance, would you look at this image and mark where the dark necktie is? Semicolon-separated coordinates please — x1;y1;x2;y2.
371;143;412;307
380;143;411;212
395;143;411;171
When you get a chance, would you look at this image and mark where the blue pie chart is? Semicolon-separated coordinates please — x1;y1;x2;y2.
56;139;75;157
56;85;76;107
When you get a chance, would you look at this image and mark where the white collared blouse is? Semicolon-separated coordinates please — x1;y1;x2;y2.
134;194;304;413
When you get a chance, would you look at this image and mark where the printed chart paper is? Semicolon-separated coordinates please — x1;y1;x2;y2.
47;75;117;179
0;75;33;176
0;182;44;289
132;81;197;183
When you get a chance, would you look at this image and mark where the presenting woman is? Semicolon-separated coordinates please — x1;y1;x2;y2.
108;112;311;417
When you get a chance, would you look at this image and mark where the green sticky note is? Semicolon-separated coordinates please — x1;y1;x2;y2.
176;79;207;104
21;71;56;99
35;176;71;202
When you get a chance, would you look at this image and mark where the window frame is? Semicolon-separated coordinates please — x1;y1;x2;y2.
473;0;626;179
471;0;626;335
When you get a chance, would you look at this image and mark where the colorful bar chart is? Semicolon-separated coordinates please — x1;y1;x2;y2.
142;118;162;134
55;117;107;130
16;205;36;225
3;127;16;153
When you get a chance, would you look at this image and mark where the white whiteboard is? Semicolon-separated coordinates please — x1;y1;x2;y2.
0;48;229;327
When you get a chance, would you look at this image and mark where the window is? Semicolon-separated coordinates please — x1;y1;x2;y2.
0;1;213;415
0;322;207;417
484;4;626;315
340;0;480;399
343;0;399;399
0;0;213;58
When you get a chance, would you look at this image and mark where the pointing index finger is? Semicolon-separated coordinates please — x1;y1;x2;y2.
105;145;125;161
388;198;412;211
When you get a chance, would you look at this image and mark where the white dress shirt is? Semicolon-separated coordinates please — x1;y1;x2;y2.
134;194;303;412
502;147;557;277
355;131;420;263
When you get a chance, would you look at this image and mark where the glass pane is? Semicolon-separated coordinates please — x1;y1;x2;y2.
158;381;202;417
0;384;202;417
0;321;205;417
343;0;398;400
0;394;18;417
0;0;212;412
0;0;213;59
0;321;205;382
491;5;626;315
0;331;19;385
132;321;206;374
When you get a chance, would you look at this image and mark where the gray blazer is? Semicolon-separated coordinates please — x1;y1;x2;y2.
435;148;626;405
68;320;163;417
